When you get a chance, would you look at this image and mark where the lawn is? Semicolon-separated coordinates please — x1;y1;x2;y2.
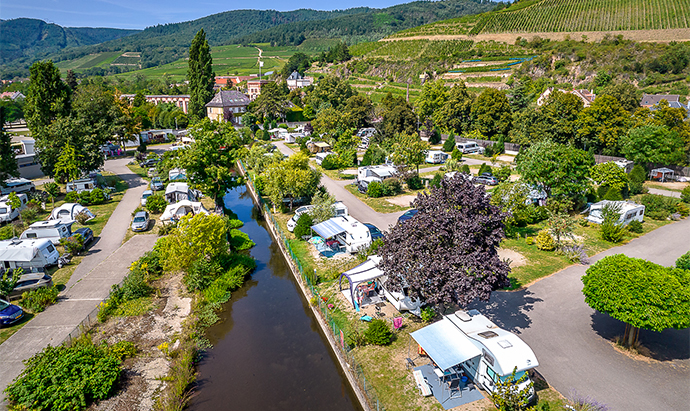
0;313;35;345
344;184;414;213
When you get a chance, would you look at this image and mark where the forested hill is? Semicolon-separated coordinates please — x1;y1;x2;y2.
236;0;497;46
0;18;139;66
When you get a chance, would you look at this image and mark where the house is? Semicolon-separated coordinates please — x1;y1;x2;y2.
307;141;331;154
205;90;250;124
537;87;596;107
587;200;645;225
120;94;190;114
0;239;60;270
286;71;313;90
165;182;197;203
0;91;25;101
640;94;690;117
247;79;272;100
310;215;372;254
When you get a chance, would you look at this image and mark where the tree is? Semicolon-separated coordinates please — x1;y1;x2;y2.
53;144;81;184
620;125;686;166
378;174;510;307
262;153;321;210
252;82;286;121
310;190;336;224
442;133;456;152
628;164;647;195
0;268;20;300
470;88;512;140
0;108;19;184
489;367;534;411
516;140;594;203
540;91;583;145
589;162;629;194
416;79;448;122
390;132;430;174
379;93;417;138
311;107;351;136
280;52;311;78
344;95;373;129
576;95;630;154
180;119;245;203
600;202;624;242
581;254;690;347
601;83;639;113
25;60;70;133
490;181;534;230
433;83;473;134
304;76;355;112
293;213;313;238
159;213;229;273
546;211;576;249
187;29;215;120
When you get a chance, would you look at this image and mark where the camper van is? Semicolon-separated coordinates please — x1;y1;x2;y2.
0;193;28;223
286;201;348;232
19;220;73;245
456;141;485;154
0;238;60;270
1;178;35;195
425;150;448;164
315;152;336;166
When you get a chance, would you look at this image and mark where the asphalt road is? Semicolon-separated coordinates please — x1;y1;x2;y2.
470;217;690;411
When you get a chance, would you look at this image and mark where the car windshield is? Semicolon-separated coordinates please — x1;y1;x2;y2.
142;193;151;199
133;216;147;223
0;208;7;213
0;300;9;310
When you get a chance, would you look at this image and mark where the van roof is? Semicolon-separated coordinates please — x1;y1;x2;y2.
28;220;72;229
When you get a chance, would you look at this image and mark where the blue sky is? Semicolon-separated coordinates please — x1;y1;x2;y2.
1;0;417;30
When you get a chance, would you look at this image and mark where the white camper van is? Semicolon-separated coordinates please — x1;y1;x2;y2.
587;200;645;226
0;193;28;223
20;220;73;245
456;141;485;154
310;215;371;253
65;177;99;193
286;201;348;232
425;150;448;164
0;238;60;270
1;178;35;195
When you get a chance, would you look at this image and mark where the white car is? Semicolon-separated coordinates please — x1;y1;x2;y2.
287;205;316;232
141;190;153;206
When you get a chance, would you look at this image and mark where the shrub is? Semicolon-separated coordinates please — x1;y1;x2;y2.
75;211;91;225
442;134;456;152
682;186;690;203
60;233;85;255
21;286;59;313
184;257;223;292
420;306;435;323
382;178;403;196
603;186;623;201
478;163;492;176
367;181;384;198
676;251;690;270
145;193;167;214
596;185;609;201
629;165;647;195
79;191;92;205
364;319;393;345
627;220;643;233
321;154;340;170
640;194;676;220
578;218;590;227
428;128;441;144
157;221;177;236
525;236;534;245
535;230;556;251
20;208;38;223
405;175;424;190
90;188;106;205
109;341;137;361
228;229;255;251
495;165;511;182
460;164;471;175
4;339;122;410
0;224;14;240
561;244;589;264
44;182;60;198
451;148;463;160
293;213;313;238
65;191;79;202
430;172;443;188
675;202;689;217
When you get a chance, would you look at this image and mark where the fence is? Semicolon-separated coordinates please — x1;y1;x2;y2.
238;160;384;411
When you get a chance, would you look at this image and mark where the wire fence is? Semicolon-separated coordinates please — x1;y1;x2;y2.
238;160;385;411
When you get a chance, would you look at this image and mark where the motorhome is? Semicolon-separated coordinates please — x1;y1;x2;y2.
65;177;98;193
286;201;348;232
587;200;645;226
425;150;448;164
0;193;28;223
310;215;371;254
456;141;485;154
357;165;397;183
19;220;73;245
1;178;35;195
0;238;60;269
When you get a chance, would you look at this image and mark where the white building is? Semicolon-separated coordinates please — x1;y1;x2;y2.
286;71;313;91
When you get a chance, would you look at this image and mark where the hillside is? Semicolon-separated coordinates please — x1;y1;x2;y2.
390;0;690;39
0;18;139;70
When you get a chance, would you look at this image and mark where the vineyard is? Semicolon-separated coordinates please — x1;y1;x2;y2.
350;40;474;60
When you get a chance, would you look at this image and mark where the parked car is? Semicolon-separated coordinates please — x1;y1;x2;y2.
141;190;153;206
363;223;384;241
473;173;498;186
0;298;24;326
73;227;94;247
397;209;418;224
147;168;157;178
8;271;53;297
140;158;160;168
131;211;150;232
151;177;164;191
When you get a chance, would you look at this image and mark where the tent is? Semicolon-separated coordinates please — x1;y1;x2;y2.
338;256;385;310
49;203;95;222
411;317;482;372
160;200;208;224
650;167;674;182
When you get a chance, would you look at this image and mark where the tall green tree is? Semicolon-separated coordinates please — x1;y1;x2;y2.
304;76;355;112
53;144;81;183
252;82;286;121
619;125;686;166
379;93;417;138
470;88;512;140
25;60;71;133
344;95;373;129
390;132;430;174
416;79;448;122
187;29;215;120
262;153;321;210
433;83;473;134
582;254;690;347
541;91;583;145
0;108;19;184
576;95;630;154
601;83;639;113
589;162;629;194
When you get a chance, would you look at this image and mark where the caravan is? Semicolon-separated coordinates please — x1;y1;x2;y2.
425;150;448;164
65;177;98;193
0;238;60;270
0;193;28;223
310;215;371;254
1;178;35;195
286;201;348;232
19;220;73;245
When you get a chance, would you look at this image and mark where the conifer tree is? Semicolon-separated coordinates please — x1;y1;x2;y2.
187;29;215;121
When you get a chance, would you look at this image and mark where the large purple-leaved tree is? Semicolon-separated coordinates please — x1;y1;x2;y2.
379;175;510;307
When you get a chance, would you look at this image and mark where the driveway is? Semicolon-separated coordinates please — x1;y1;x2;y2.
647;187;681;198
470;217;690;411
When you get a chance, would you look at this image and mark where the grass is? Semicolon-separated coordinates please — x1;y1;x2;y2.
344;184;413;213
0;313;35;345
126;164;150;180
310;162;357;181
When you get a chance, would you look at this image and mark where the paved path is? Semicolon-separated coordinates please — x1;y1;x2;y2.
471;217;690;411
647;187;681;198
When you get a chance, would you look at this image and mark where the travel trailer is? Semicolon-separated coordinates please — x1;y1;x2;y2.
65;177;98;193
1;178;35;195
425;150;448;164
587;200;645;226
165;182;198;204
357;165;397;183
0;238;60;270
315;152;336;166
456;141;485;154
0;193;28;223
286;201;348;232
310;215;371;254
19;220;73;245
160;200;209;224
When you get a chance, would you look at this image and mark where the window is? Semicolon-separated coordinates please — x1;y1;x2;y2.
46;245;55;253
485;364;497;382
478;331;499;339
482;348;495;366
26;233;37;238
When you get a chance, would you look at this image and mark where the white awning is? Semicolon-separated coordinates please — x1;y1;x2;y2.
411;317;482;371
311;219;346;239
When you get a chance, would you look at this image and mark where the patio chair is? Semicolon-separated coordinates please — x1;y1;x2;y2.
443;379;462;403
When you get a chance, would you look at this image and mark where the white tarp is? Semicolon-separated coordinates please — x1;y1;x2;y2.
311;218;346;239
0;242;38;262
160;200;208;223
411;317;482;372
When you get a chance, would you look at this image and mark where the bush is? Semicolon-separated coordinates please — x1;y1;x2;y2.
600;220;625;242
629;165;647;195
596;185;608;201
367;181;384;198
75;211;91;225
4;339;122;410
676;251;690;270
535;230;556;251
430;173;443;188
420;306;435;323
228;229;255;251
478;163;492;176
21;286;59;313
364;319;393;345
145;193;167;214
20;208;38;223
90;188;106;204
184;257;223;292
405;175;424;190
79;191;92;205
578;218;590;227
640;194;677;220
0;224;14;240
675;202;689;217
382;178;403;196
627;220;643;233
451;148;463;160
682;186;690;203
428;128;441;144
442;134;456;152
460;164;471;174
60;233;85;255
603;186;623;201
321;154;340;170
293;213;313;238
44;182;60;198
65;191;79;202
525;236;534;245
495;165;511;182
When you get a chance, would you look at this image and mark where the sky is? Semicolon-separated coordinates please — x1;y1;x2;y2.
0;0;417;30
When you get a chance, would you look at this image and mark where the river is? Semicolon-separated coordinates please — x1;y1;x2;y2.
189;187;362;411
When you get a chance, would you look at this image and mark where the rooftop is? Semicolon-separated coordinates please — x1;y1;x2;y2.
205;90;250;108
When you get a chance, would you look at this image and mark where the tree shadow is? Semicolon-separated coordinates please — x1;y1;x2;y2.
468;289;543;334
590;310;690;361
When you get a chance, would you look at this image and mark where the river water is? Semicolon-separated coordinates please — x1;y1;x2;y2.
189;187;361;411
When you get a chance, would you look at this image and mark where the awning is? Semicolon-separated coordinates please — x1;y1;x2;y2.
411;317;482;371
311;219;346;239
338;256;385;309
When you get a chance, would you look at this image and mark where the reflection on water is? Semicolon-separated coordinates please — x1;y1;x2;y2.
189;187;361;411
